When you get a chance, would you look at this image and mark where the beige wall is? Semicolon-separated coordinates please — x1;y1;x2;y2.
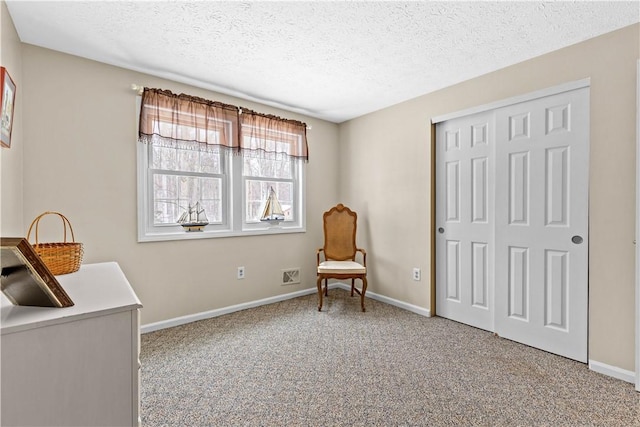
5;2;639;373
339;24;640;371
0;1;23;236
20;45;340;325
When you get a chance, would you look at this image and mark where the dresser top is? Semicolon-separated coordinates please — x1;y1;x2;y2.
1;262;142;334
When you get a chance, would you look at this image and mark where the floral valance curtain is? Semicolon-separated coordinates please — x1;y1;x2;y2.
138;88;240;152
138;87;309;161
240;109;309;162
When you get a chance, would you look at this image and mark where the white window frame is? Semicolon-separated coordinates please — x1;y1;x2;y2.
237;153;304;232
136;97;306;242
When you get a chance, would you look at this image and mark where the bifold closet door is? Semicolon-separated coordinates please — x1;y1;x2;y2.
436;111;494;332
493;88;589;363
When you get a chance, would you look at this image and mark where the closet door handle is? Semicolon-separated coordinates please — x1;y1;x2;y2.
571;235;583;244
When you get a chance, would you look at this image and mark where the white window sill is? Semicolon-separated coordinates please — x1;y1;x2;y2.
138;225;305;242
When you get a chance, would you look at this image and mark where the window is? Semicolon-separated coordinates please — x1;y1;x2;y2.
137;88;307;241
145;141;228;229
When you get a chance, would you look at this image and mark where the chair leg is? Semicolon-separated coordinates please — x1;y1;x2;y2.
324;278;328;296
351;278;355;297
360;277;368;312
316;276;323;311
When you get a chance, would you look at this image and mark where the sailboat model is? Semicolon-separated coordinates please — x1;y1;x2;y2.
260;187;285;225
177;201;209;232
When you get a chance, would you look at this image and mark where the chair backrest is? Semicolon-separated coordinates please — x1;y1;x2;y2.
322;204;358;261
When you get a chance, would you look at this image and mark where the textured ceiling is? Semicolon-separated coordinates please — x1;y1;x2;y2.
6;1;640;123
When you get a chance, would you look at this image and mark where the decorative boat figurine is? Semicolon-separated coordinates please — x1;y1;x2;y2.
177;202;209;232
260;187;285;225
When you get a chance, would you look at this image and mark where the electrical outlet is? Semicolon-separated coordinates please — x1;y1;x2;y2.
413;268;421;281
237;266;245;279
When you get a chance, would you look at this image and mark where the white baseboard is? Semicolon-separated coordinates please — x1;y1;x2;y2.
332;282;431;317
142;282;431;334
588;359;635;384
141;287;317;334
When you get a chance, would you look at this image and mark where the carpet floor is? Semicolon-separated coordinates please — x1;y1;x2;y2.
140;288;640;426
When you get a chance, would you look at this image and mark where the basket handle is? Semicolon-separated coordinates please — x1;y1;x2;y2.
26;211;77;245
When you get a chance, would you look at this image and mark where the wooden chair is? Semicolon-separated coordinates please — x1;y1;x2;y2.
316;203;368;312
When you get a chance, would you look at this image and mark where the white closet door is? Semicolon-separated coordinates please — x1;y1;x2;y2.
494;87;589;362
435;85;589;363
436;111;494;331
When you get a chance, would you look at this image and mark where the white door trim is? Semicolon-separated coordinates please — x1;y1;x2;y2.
635;59;640;392
432;78;590;124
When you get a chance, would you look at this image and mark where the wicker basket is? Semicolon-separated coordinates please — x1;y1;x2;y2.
27;211;83;275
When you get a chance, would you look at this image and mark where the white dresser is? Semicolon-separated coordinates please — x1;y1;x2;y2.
1;262;143;427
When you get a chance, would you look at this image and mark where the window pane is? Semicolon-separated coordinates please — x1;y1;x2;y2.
243;156;292;179
178;149;200;172
151;143;222;174
246;180;293;222
152;146;177;170
153;175;178;224
153;174;222;224
200;150;221;174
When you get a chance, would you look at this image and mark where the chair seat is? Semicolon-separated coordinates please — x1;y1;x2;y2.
318;260;366;275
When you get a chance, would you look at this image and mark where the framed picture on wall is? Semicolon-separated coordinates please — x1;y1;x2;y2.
1;67;16;148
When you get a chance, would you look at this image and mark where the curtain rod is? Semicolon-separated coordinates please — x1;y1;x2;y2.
131;83;312;130
131;84;144;95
